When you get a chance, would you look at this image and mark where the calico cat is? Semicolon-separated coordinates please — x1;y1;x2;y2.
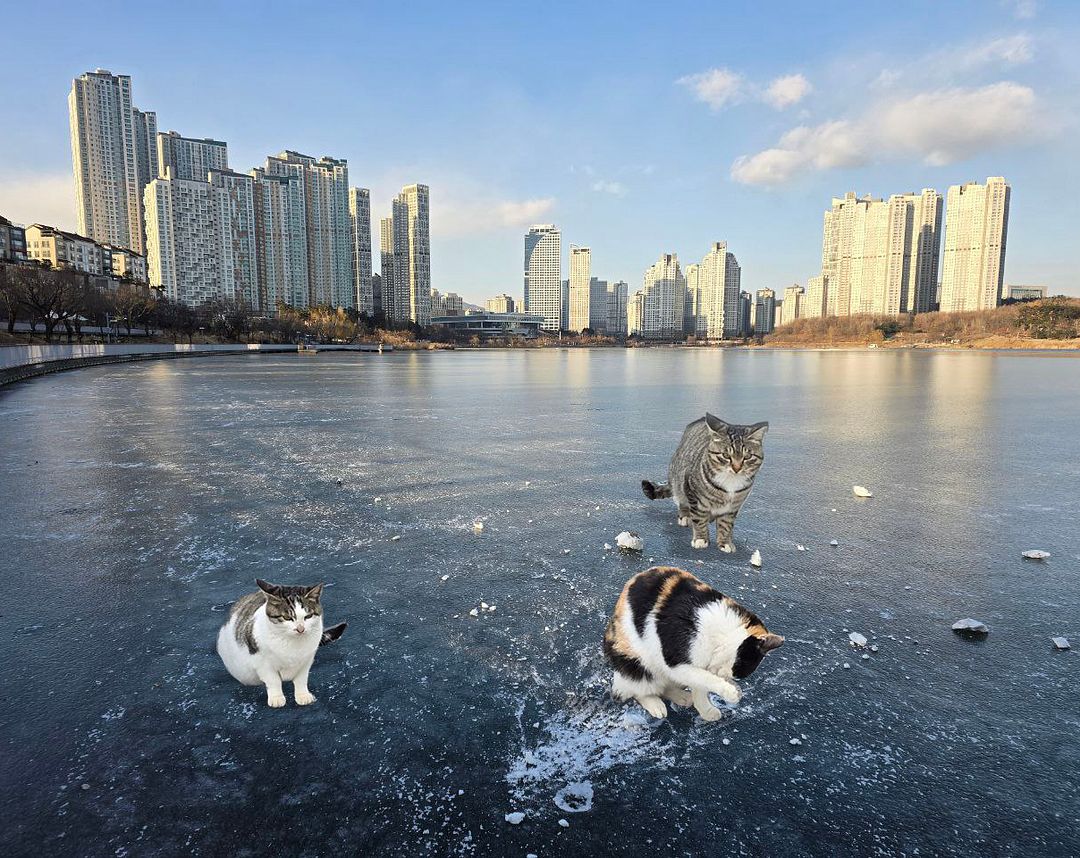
603;566;783;720
216;579;345;708
642;413;767;551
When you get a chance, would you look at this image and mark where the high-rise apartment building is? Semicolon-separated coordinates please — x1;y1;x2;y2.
349;188;373;315
145;175;242;307
632;253;686;339
820;189;942;318
738;291;752;336
264;151;352;309
157;131;229;181
524;224;562;332
568;246;592;332
132;109;159;195
699;241;742;339
0;216;27;263
606;281;628;336
251;166;309;311
754;288;777;335
208;170;259;310
371;273;383;317
486;294;516;313
379;217;397;320
803;275;828;319
398;184;431;325
69;70;156;254
684;263;702;335
780;284;803;326
432;289;463;316
939;177;1010;313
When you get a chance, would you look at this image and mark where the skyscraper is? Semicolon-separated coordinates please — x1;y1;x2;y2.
738;291;752;336
780;284;803;326
349;188;373;315
684;263;702;335
939;177;1010;313
803;275;828;319
524;224;561;332
699;241;742;339
398;184;431;325
157;131;229;181
568;246;592;332
145;173;255;307
69;70;156;253
635;254;686;339
265;151;352;309
251;166;309;311
132;108;159;194
379;216;399;321
606;281;628;336
754;289;777;335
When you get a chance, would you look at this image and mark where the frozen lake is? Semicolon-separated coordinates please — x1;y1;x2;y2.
1;349;1078;856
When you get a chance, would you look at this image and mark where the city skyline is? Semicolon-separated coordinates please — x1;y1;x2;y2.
2;1;1077;305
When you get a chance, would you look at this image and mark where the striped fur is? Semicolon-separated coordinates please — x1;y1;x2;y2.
643;413;767;552
603;567;783;720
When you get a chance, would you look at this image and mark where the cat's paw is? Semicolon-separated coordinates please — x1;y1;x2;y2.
720;685;742;705
697;704;723;722
677;516;690;527
295;690;316;706
664;687;694;707
267;692;287;708
637;696;668;719
718;542;735;553
691;538;708;549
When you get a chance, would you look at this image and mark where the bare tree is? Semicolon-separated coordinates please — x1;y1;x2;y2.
0;263;25;335
18;266;84;342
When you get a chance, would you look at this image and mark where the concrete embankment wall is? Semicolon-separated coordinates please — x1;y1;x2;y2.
0;343;305;388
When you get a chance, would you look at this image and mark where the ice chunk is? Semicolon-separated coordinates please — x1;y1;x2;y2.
952;618;989;636
616;531;644;551
390;535;401;542
603;543;612;551
558;819;569;828
722;737;731;746
853;485;873;498
796;544;806;551
1051;637;1070;650
1022;550;1050;560
373;497;382;502
848;632;867;648
553;781;593;813
468;608;479;617
440;575;449;581
473;521;484;532
842;662;851;669
750;549;762;568
789;737;802;746
505;812;525;825
481;602;489;610
869;644;879;653
830;539;839;547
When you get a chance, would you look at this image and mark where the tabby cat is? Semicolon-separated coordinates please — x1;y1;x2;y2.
603;566;784;720
642;413;767;551
216;579;345;708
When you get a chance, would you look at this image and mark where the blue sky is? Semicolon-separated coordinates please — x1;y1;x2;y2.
1;0;1077;303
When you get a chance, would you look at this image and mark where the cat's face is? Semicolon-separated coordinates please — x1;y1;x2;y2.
256;579;323;636
704;413;768;477
730;628;785;679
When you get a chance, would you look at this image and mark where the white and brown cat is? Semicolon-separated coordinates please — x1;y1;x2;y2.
216;579;345;708
604;566;783;720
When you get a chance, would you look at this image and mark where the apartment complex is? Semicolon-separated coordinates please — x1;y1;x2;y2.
606;281;628;336
698;241;741;338
567;246;593;332
939;178;1010;313
431;289;463;316
819;189;943;318
754;289;777;335
780;284;803;326
251;166;309;310
524;224;562;332
69;70;156;254
0;216;27;262
23;223;147;282
630;253;686;339
486;294;516;313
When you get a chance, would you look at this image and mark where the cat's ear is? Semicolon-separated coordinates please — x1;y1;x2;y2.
746;421;769;442
704;413;728;434
305;583;325;601
256;578;282;596
759;633;784;652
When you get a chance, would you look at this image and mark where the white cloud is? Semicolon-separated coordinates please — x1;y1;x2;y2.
763;74;813;109
731;82;1039;185
677;68;744;110
591;180;627;196
433;195;555;237
0;173;76;231
956;34;1034;69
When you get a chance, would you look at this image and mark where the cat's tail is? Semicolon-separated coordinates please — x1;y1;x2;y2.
641;479;672;500
320;622;347;646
